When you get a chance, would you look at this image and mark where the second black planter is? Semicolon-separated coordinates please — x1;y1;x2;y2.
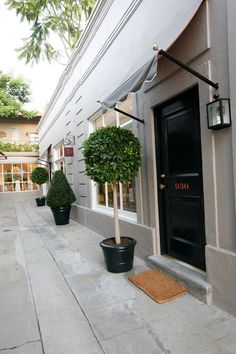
35;197;45;206
100;237;137;273
51;205;71;225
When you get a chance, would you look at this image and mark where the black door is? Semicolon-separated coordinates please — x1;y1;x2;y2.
155;86;206;270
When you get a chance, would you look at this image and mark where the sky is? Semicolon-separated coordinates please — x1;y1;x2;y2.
0;4;66;113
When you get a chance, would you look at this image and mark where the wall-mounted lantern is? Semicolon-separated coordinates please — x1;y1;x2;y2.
152;46;232;132
63;135;75;146
207;98;231;130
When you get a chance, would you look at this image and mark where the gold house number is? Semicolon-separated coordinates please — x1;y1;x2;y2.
175;182;190;191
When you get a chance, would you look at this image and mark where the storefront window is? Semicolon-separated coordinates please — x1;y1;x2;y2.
0;163;39;192
93;95;137;213
28;132;39;143
54;144;65;172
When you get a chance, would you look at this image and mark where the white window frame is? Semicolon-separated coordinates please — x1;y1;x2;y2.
11;127;20;141
53;142;65;173
28;132;39;143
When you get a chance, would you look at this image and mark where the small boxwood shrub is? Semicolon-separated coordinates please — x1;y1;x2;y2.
46;170;76;208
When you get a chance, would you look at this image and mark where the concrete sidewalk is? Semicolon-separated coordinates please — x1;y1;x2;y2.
0;195;236;354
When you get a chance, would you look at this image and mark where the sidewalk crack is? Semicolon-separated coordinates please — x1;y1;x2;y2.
0;340;40;352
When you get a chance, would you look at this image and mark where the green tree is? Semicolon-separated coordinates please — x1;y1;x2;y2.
83;126;141;244
0;71;38;118
31;167;49;186
6;0;97;64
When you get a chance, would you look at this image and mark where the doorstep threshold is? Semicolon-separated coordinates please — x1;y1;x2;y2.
148;255;212;305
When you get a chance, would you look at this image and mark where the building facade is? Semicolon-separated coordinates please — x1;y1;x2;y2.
38;0;236;315
0;116;40;193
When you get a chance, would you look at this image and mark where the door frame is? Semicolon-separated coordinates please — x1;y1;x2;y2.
154;85;206;268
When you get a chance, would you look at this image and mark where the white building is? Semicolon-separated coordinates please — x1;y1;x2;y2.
38;0;236;316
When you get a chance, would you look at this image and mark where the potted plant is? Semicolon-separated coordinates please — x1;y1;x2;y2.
46;170;76;225
31;167;49;206
83;126;141;273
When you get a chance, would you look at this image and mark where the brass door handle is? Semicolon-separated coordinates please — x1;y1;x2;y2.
159;183;166;190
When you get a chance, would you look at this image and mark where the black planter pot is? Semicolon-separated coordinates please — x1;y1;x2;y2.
35;197;45;206
100;237;137;273
51;205;71;225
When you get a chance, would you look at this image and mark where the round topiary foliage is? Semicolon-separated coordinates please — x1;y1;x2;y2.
31;167;49;185
82;126;141;183
46;170;76;208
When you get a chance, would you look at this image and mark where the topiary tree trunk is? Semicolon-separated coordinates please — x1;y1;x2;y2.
113;182;121;244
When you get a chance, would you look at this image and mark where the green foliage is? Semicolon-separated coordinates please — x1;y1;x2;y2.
6;0;97;64
18;109;39;119
5;172;12;182
31;167;49;185
13;174;21;181
46;170;76;208
82;126;141;184
0;71;38;118
0;141;39;152
0;73;30;103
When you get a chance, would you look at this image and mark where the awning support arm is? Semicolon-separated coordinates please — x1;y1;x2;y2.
153;45;219;90
114;107;144;124
0;151;7;160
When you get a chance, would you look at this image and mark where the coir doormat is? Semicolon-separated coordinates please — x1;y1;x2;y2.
128;269;187;303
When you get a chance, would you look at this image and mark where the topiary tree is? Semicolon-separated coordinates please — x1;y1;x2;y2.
46;170;76;208
31;167;49;196
31;167;49;185
83;126;141;244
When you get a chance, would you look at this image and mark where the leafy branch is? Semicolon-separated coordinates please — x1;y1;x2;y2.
6;0;96;64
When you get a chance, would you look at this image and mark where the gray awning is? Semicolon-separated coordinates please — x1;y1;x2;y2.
99;0;203;113
101;55;157;111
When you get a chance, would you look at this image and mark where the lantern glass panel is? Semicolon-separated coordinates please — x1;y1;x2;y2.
207;100;221;127
222;99;230;124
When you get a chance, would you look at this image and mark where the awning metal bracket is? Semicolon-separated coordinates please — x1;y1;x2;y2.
114;107;144;124
97;99;145;125
153;45;219;90
0;151;7;160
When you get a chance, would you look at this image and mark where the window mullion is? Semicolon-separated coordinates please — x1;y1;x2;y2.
116;104;119;127
119;182;123;210
105;182;108;207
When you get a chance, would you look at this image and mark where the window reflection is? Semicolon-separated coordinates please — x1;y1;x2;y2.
97;184;106;206
122;180;136;212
